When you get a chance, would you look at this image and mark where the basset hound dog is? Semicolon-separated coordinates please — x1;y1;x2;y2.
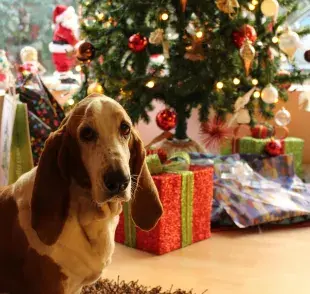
0;95;163;294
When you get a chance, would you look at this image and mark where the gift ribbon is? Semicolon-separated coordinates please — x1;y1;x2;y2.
178;170;194;247
123;151;194;248
123;201;136;248
146;151;190;175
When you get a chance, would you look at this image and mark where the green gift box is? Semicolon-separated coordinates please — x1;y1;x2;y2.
222;136;304;178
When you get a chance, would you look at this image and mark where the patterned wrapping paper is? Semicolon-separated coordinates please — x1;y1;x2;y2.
240;153;295;178
214;174;310;228
17;74;65;165
18;75;65;131
237;136;304;178
240;154;307;192
115;166;214;255
27;111;52;166
195;153;310;228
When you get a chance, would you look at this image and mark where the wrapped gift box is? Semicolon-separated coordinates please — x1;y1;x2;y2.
115;165;213;255
9;103;34;184
0;94;17;185
221;137;304;178
237;137;304;178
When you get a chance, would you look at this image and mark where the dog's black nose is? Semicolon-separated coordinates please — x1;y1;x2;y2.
103;169;130;195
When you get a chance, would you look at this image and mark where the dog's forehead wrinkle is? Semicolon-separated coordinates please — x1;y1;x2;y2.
82;97;130;125
86;99;125;134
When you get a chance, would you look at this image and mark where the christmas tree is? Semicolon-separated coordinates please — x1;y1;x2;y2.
73;0;310;141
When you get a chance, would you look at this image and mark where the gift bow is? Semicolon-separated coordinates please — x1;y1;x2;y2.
146;151;190;175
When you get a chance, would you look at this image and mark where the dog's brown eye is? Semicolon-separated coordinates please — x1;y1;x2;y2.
120;122;131;137
80;126;98;142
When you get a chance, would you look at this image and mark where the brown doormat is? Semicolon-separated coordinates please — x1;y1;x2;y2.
82;277;207;294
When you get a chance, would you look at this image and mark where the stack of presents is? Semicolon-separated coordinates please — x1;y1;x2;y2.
116;131;310;255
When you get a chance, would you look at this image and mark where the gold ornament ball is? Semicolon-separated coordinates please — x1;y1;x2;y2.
87;82;104;95
261;0;279;17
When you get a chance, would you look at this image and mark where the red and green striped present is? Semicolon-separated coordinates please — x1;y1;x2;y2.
115;164;213;255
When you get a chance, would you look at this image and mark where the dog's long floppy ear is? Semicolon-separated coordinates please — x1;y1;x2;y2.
31;121;90;245
31;128;70;245
130;129;163;231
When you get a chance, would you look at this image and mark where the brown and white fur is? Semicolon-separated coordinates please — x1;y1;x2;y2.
0;95;163;294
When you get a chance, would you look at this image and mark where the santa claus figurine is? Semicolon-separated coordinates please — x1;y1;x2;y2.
49;5;81;85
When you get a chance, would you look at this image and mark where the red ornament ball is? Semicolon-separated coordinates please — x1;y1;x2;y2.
232;24;257;49
156;109;177;131
278;70;292;90
304;50;310;63
77;42;96;62
265;139;283;156
128;33;148;52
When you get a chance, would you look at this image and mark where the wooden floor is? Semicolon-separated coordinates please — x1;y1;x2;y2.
105;227;310;294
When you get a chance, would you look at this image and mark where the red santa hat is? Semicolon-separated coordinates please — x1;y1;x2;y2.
53;5;75;24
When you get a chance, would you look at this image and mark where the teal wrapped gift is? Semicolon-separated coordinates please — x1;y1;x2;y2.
236;137;304;177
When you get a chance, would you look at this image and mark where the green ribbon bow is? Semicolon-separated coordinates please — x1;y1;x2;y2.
146;151;191;175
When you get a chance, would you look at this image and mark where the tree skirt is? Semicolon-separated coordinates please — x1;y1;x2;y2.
82;277;206;294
